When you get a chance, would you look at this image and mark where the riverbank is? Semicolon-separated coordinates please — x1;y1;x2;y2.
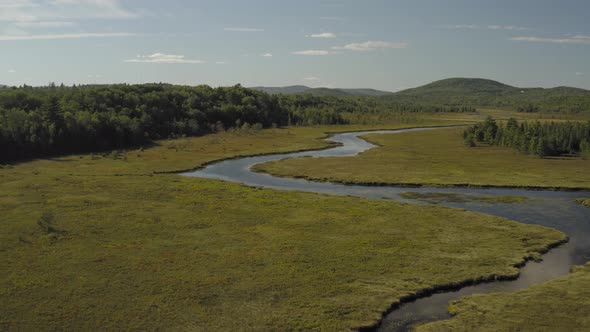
254;128;590;190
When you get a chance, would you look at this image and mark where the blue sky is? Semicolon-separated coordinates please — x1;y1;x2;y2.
1;0;589;91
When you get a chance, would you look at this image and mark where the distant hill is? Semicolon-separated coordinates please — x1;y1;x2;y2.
252;79;590;111
250;85;393;97
396;78;516;96
388;78;590;112
251;85;310;95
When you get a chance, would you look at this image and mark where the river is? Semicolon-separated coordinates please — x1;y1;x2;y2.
181;127;590;331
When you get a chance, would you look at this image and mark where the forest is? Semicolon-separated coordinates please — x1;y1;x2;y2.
464;117;590;157
0;83;472;162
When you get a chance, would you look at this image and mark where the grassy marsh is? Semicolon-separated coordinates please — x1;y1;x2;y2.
399;192;528;204
416;263;590;332
0;123;566;330
255;128;590;190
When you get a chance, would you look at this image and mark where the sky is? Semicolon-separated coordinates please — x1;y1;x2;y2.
1;0;589;91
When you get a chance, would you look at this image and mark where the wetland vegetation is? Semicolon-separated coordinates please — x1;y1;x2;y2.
255;127;590;190
576;198;590;208
0;124;567;330
416;263;590;332
399;192;528;204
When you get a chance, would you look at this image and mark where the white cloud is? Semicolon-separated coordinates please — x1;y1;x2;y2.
125;53;204;64
261;53;273;57
445;24;531;31
303;77;320;81
308;32;336;38
333;40;407;51
8;69;16;73
575;72;584;76
223;27;264;32
0;0;140;22
291;50;333;56
0;32;135;40
510;35;590;45
14;20;75;27
215;61;228;65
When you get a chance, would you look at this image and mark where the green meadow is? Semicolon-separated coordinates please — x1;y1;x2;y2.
0;123;566;330
255;127;590;190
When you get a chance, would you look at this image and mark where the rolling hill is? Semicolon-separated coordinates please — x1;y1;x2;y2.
252;78;590;111
388;78;590;112
251;85;393;97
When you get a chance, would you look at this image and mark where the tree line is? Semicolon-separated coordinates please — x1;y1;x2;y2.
464;117;590;157
0;83;471;162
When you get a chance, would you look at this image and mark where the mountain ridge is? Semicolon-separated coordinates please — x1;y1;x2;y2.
252;78;589;99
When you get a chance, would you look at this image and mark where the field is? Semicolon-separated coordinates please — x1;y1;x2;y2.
416;263;590;332
255;127;590;190
0;123;566;330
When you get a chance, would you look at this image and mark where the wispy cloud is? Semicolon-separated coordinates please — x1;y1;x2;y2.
215;61;228;65
125;53;204;64
444;24;531;31
308;32;336;38
261;53;273;57
510;35;590;45
292;50;333;56
7;69;16;73
14;20;75;27
303;76;320;81
0;32;136;41
333;40;407;51
319;16;346;21
223;27;264;32
575;72;584;76
0;0;141;22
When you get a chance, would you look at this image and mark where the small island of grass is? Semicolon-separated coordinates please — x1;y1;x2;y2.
576;198;590;208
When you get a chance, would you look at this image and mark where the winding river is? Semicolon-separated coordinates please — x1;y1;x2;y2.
181;127;590;331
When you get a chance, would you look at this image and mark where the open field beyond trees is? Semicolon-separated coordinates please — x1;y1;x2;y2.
0;122;566;330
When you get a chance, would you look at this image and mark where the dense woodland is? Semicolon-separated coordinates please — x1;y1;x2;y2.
464;117;590;157
0;83;472;161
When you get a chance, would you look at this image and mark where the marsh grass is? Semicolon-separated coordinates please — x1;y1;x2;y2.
0;120;567;331
576;198;590;208
255;128;590;190
400;192;528;204
416;263;590;332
